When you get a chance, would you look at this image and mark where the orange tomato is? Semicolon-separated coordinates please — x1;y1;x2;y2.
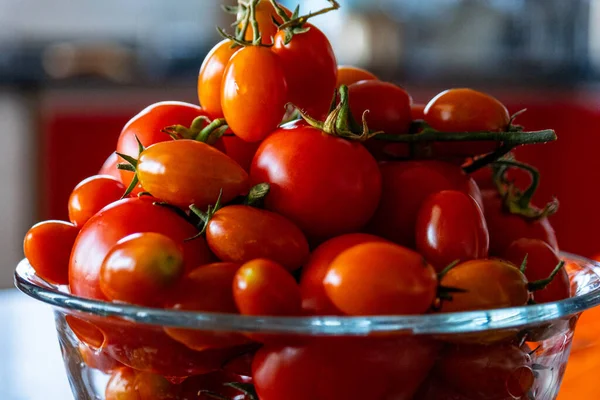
198;39;238;119
336;65;378;88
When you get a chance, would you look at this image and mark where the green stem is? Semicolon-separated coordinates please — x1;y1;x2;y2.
375;129;556;144
278;0;341;30
463;143;514;174
195;118;228;143
528;261;566;292
249;0;262;45
492;160;540;209
269;0;291;22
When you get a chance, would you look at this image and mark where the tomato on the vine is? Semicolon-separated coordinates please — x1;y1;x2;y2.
68;175;126;227
239;1;291;44
198;39;239;119
336;65;377;88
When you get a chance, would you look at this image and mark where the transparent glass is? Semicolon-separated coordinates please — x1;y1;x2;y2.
15;253;600;400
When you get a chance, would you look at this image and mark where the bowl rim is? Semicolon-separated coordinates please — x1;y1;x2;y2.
14;252;600;335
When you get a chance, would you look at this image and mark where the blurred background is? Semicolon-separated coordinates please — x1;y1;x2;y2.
1;0;600;288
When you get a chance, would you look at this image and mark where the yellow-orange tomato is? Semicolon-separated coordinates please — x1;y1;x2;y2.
198;39;238;119
136;139;248;209
336;65;378;88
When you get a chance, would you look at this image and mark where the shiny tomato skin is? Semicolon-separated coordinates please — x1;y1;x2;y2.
233;259;302;316
198;39;238;119
250;124;381;242
105;367;139;400
24;220;79;285
137;139;249;209
324;242;438;315
367;160;482;248
336;65;378;88
117;102;207;191
213;133;261;172
300;233;389;315
273;25;337;120
503;238;570;303
221;46;287;142
416;190;489;271
439;259;529;312
206;205;309;271
482;189;558;255
68;175;126;227
99;152;122;181
69;197;212;300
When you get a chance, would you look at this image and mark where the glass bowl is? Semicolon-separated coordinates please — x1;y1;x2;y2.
15;252;600;400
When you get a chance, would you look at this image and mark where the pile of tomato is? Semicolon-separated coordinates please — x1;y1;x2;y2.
22;1;571;399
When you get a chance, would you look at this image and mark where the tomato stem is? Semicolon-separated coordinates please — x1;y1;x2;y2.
462;144;513;174
186;189;224;241
225;382;259;399
244;183;271;208
375;128;556;144
520;254;529;273
527;261;566;292
248;0;262;45
278;0;340;31
437;259;460;280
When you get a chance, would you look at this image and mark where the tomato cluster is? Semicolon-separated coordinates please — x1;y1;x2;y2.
22;1;569;399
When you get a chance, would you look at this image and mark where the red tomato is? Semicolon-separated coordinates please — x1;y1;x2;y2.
78;343;122;373
66;315;106;349
69;197;212;300
439;259;529;312
416;190;489;271
336;65;378;88
503;238;570;303
116;102;207;191
198;39;238;119
300;233;388;315
213;133;261;172
221;46;287;142
482;189;558;255
367;160;482;248
324;242;437;315
250;122;381;242
233;259;302;316
105;368;138;400
273;25;337;120
68;175;126;227
411;103;426;120
206;205;309;271
99;152;122;181
24;220;79;285
253;337;440;400
136;139;249;209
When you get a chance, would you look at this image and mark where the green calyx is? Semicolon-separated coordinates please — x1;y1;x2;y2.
116;135;146;198
527;261;566;292
269;0;340;44
162;116;228;144
218;0;269;47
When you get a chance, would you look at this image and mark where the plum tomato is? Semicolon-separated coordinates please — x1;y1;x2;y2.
68;175;126;227
416;190;489;271
116;101;207;191
136;139;249;209
105;367;138;400
324;242;437;315
300;233;389;315
367;160;482;248
221;46;287;142
24;220;79;285
239;1;291;44
273;24;337;120
233;259;302;316
482;189;558;255
336;65;378;88
439;259;529;312
99;232;185;307
98;152;122;181
213;133;261;172
206;205;309;271
69;197;212;300
198;39;239;119
503;238;570;303
250;122;381;242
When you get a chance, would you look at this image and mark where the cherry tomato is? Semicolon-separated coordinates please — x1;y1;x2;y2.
239;1;291;44
416;190;489;271
436;343;534;400
136;139;248;209
100;232;185;306
24;220;79;285
105;367;139;400
482;189;558;256
163;262;251;351
213;133;261;172
439;259;529;312
324;242;437;315
273;25;337;120
221;46;287;142
206;205;309;271
135;371;181;400
503;238;570;303
300;233;388;315
78;343;122;373
99;152;122;181
198;39;239;119
68;175;126;227
411;103;426;120
336;65;378;88
250;122;381;242
367;160;482;248
69;197;212;300
233;259;302;316
117;102;207;191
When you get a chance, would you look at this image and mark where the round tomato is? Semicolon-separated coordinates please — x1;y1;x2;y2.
198;39;238;119
105;368;138;400
336;65;378;88
367;160;482;248
24;220;79;285
206;205;309;271
416;190;489;271
69;197;212;300
300;233;388;315
482;189;558;256
503;238;570;303
68;175;126;227
273;25;337;120
213;133;261;172
324;242;437;315
250;122;381;242
135;139;248;209
221;46;287;142
99;152;122;181
233;259;302;316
